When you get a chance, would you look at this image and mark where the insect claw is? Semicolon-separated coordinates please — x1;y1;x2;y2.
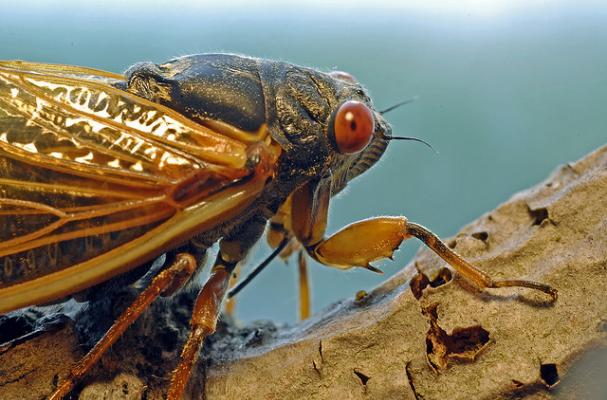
364;264;383;274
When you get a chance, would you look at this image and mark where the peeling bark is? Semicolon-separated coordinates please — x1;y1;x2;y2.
0;146;606;400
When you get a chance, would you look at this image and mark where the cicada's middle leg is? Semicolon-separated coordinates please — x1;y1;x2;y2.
166;215;267;400
297;250;311;320
266;216;312;321
224;263;241;318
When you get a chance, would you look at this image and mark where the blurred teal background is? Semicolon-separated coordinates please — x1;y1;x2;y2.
1;0;605;325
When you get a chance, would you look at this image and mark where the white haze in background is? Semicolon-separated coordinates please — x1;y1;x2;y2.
6;0;606;18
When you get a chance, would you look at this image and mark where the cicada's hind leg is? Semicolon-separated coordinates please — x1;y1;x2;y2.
49;253;199;400
167;216;266;400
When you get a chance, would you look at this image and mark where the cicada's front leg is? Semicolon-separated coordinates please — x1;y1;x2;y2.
312;217;557;300
290;177;557;302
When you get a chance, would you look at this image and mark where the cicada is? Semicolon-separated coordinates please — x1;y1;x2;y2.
0;54;557;399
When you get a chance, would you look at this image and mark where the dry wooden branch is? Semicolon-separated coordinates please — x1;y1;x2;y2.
1;145;606;400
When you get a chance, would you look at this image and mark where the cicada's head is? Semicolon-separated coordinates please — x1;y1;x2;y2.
272;66;392;194
321;71;393;193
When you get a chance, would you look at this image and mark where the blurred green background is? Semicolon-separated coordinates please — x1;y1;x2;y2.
1;0;605;326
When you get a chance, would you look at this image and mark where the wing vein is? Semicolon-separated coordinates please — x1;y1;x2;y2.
0;76;176;185
0;205;175;258
0;177;151;200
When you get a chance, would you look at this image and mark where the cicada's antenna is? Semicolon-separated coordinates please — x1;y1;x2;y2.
378;96;437;154
386;135;438;154
379;96;419;115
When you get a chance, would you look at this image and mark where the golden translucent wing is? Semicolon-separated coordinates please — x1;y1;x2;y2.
0;61;249;182
0;62;276;309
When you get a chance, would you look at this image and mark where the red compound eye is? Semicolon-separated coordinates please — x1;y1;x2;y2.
329;100;374;154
